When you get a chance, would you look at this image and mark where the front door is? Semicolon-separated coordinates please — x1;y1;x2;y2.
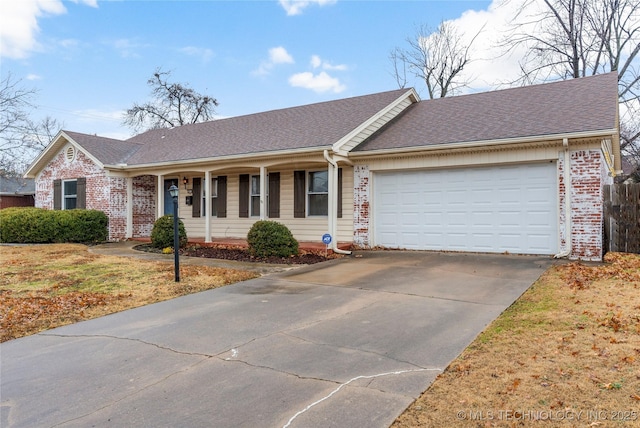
164;179;178;215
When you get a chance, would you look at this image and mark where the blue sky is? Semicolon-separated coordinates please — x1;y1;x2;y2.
2;0;521;140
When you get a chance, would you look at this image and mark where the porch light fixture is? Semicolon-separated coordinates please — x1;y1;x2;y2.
168;184;180;282
182;176;189;189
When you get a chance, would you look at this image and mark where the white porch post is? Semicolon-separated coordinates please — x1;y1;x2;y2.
126;177;133;238
156;175;163;219
259;166;266;220
205;170;212;243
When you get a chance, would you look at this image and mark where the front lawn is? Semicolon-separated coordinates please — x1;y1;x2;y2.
0;244;258;342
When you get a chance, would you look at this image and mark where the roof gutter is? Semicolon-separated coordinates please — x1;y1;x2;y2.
103;146;331;173
347;129;619;159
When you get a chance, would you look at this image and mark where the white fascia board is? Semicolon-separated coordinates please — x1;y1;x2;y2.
347;129;619;159
104;145;330;175
24;131;106;178
332;88;420;155
24;130;66;178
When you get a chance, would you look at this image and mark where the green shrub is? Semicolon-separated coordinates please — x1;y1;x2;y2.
150;215;187;249
0;207;108;243
247;220;298;257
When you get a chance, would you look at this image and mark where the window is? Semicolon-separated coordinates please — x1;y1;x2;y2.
201;177;218;217
294;170;341;218
239;173;275;218
308;171;328;216
63;180;77;209
250;175;260;216
53;178;85;210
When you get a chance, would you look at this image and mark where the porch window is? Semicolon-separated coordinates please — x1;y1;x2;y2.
294;169;341;218
239;173;278;218
250;175;261;216
308;170;328;216
202;177;218;217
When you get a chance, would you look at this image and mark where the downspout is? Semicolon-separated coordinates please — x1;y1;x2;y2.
555;138;572;259
324;150;352;255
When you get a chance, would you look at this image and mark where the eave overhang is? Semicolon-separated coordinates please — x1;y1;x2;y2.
348;128;620;160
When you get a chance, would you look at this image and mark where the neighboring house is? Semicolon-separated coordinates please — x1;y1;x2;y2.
25;72;621;261
0;176;35;209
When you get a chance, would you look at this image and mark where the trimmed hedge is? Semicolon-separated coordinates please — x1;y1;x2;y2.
0;207;108;244
247;220;298;257
150;215;188;249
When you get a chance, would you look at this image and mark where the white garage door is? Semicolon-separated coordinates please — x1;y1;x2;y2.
374;163;558;255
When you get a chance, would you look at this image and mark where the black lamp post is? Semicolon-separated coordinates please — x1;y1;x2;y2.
168;184;180;282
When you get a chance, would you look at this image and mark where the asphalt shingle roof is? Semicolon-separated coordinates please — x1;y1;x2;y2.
64;131;144;165
0;176;35;195
353;72;619;152
124;88;410;165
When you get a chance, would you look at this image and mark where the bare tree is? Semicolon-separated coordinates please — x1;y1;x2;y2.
503;0;640;180
123;68;219;133
0;73;62;175
390;21;482;98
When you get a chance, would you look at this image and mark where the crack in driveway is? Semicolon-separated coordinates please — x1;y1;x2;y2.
281;367;442;428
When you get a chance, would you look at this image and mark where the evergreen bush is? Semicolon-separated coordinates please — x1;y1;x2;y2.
247;220;298;257
150;215;187;249
0;207;108;243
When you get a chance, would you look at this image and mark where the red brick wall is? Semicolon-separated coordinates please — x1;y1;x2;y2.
353;165;370;247
569;150;605;261
133;175;156;237
35;146;126;241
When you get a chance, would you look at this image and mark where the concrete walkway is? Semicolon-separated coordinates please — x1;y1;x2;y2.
1;249;554;428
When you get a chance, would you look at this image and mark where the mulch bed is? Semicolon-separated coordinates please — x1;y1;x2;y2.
134;244;337;264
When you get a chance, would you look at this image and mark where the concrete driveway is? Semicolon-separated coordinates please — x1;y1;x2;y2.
1;251;553;428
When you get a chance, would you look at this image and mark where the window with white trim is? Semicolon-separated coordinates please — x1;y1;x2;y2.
250;175;260;216
201;177;218;217
308;170;328;216
63;180;77;209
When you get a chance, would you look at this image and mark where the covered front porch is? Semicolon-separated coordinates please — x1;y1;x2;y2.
115;150;355;253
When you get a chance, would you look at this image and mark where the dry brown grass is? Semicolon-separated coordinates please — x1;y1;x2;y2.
393;252;640;427
0;244;258;342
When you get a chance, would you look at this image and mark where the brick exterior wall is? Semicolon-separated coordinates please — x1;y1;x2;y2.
568;150;607;261
34;145;155;241
133;175;156;237
353;165;370;247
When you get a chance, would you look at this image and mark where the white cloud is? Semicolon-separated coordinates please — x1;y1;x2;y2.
26;74;42;81
108;38;148;59
179;46;214;63
441;0;547;92
253;46;294;76
0;0;97;59
279;0;337;16
269;46;294;64
310;54;347;71
289;71;346;93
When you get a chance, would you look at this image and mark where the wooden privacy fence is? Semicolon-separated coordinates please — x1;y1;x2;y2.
604;183;640;254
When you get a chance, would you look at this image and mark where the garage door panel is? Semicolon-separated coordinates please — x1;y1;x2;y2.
374;163;558;255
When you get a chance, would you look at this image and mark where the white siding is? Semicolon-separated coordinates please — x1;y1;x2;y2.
180;167;354;243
